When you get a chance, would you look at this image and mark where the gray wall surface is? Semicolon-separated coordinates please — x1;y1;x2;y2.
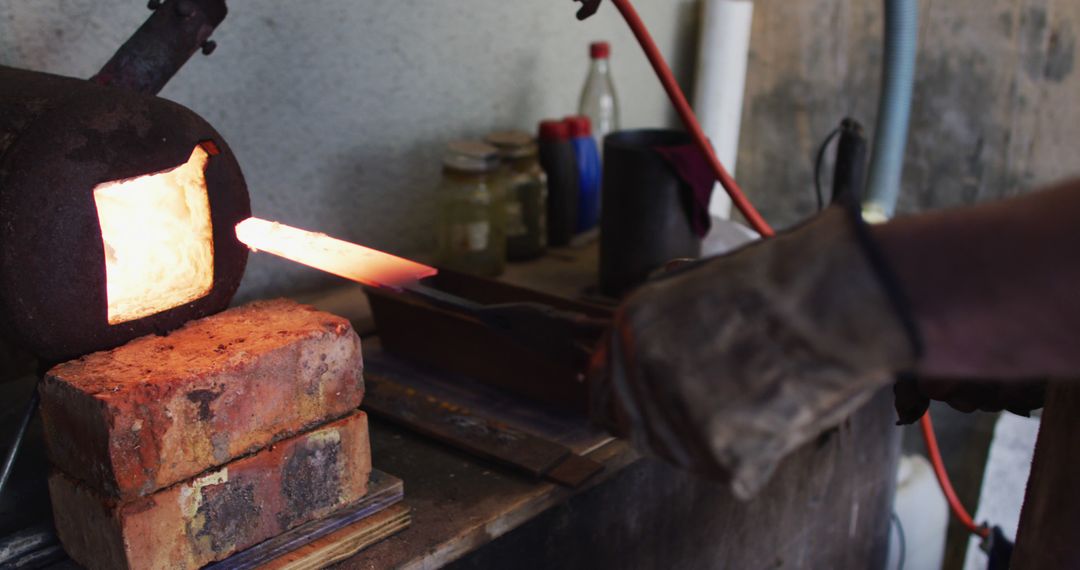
1;0;697;300
2;0;1077;301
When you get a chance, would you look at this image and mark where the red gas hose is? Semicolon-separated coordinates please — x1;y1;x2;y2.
608;0;773;238
610;0;987;539
921;413;990;538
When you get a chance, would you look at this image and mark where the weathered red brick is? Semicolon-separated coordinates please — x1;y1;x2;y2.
50;411;372;570
40;299;364;499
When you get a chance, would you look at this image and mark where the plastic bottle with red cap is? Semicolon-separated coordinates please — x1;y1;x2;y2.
537;120;579;247
565;115;602;234
579;41;620;151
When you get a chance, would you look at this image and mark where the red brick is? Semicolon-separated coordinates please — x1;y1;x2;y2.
40;299;364;499
50;411;372;570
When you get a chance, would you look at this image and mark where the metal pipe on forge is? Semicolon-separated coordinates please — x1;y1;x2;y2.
92;0;228;95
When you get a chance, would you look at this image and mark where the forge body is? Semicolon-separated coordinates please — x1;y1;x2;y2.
0;65;250;364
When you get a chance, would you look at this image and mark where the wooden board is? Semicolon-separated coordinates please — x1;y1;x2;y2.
1013;383;1080;568
363;340;612;456
363;372;603;487
338;422;637;570
263;504;412;570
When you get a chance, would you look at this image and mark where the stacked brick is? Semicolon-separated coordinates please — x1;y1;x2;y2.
39;299;370;570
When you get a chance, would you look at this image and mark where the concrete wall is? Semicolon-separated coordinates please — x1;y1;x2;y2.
738;0;1079;228
0;0;697;300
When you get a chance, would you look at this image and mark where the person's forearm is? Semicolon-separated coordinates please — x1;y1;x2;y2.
873;179;1080;378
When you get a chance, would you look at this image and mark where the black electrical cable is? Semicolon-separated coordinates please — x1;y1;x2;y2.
891;511;906;570
0;380;39;499
813;127;842;211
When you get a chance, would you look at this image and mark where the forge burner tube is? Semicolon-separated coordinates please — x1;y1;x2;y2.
93;0;228;95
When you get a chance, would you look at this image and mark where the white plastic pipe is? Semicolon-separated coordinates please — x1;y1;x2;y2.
691;0;754;220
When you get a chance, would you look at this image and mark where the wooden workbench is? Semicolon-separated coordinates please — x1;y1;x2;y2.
0;244;902;569
337;421;636;569
298;244;631;569
298;244;902;569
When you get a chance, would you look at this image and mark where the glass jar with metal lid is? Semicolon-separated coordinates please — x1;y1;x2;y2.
485;131;547;261
435;140;507;276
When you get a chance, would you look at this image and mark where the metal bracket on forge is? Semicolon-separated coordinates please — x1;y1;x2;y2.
574;0;603;20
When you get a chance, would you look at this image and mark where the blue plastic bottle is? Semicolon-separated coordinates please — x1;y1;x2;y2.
565;116;602;233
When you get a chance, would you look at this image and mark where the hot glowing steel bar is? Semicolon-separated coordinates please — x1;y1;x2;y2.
235;217;437;289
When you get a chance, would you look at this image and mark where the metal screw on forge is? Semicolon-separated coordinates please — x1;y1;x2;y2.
175;0;196;18
201;40;217;55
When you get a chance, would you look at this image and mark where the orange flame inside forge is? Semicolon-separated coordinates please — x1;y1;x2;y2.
94;146;215;325
235;218;437;290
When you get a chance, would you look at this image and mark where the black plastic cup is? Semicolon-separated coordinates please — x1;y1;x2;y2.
600;129;702;298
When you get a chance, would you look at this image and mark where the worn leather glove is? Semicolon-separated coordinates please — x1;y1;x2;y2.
589;206;920;499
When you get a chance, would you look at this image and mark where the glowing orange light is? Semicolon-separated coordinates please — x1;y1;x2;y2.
235;218;437;289
94;146;215;324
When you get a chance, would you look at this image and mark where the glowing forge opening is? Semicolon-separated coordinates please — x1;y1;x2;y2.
94;145;215;325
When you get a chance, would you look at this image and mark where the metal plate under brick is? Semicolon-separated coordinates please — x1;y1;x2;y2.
209;470;408;570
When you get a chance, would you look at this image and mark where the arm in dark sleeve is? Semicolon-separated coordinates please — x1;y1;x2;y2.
873;179;1080;378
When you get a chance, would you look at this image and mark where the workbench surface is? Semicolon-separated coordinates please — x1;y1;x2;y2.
336;420;636;569
0;244;900;569
300;244;641;569
285;243;899;569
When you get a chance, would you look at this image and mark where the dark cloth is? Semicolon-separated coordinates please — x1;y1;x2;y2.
653;143;715;237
